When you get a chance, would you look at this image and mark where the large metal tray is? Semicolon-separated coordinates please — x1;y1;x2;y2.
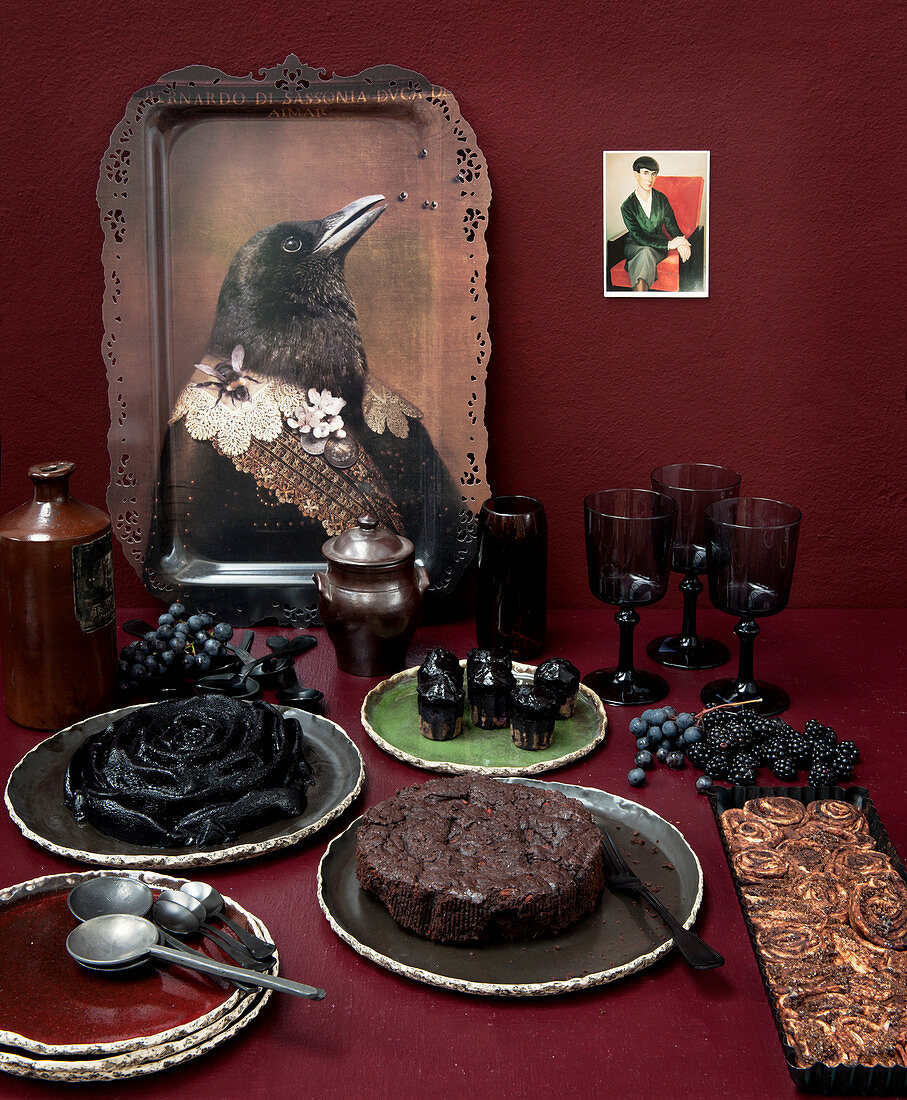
99;59;490;624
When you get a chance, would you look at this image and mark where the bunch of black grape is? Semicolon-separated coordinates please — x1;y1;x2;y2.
117;603;235;696
626;702;861;794
627;706;703;788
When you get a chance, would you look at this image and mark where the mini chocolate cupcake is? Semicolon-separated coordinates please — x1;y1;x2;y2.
533;658;581;718
418;672;465;741
510;684;558;750
417;648;462;689
468;661;514;729
466;647;512;683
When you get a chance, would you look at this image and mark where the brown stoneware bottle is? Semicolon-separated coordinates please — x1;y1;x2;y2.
0;461;117;729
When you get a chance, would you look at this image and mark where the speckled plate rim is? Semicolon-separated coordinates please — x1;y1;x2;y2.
0;868;275;1057
360;662;608;776
0;990;269;1083
317;778;704;997
4;703;364;868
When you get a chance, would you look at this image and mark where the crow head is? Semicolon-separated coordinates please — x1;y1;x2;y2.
208;195;387;404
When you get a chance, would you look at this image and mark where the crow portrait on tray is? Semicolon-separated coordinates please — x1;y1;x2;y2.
144;195;463;607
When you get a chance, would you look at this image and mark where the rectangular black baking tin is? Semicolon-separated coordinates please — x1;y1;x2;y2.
709;784;907;1096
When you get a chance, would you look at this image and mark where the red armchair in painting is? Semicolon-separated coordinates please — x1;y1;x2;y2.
609;176;705;292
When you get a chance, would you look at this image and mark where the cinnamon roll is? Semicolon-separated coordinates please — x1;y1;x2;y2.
720;808;783;850
848;876;907;949
744;796;807;829
805;798;870;833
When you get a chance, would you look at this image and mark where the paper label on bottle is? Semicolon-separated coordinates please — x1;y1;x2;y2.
71;530;116;633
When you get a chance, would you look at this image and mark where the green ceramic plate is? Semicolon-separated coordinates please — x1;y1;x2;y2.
360;662;607;776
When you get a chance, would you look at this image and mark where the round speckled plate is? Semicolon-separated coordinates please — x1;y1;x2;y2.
4;704;364;868
0;869;275;1081
360;662;607;776
317;778;704;996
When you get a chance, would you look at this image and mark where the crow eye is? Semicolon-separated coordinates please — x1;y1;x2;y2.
282;236;302;253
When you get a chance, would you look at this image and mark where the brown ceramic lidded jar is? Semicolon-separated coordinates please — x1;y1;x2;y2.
0;461;117;729
315;514;429;676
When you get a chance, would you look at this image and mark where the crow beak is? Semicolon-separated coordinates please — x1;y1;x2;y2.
312;194;387;255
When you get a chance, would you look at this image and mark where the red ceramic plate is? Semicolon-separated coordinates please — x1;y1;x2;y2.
0;870;272;1055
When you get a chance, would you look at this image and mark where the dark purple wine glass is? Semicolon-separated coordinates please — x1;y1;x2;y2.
583;489;677;706
647;463;741;669
700;497;801;717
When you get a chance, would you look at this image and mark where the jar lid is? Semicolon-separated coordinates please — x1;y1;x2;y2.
321;514;414;567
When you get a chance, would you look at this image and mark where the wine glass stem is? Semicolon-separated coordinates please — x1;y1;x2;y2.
614;606;640;675
735;616;760;689
678;573;702;643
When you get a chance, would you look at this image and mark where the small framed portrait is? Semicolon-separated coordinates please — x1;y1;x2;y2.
603;150;710;297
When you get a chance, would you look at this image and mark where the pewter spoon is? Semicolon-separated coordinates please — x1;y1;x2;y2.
180;881;276;959
66;915;325;1000
152;891;271;971
67;877;154;923
67;877;231;966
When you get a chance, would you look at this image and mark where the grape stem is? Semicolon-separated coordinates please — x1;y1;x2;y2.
695;698;763;723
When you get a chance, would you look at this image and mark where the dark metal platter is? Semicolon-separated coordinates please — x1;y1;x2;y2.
4;703;364;868
317;779;704;996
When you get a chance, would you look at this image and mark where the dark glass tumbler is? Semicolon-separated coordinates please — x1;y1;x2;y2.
476;495;547;659
647;463;742;669
583;489;677;706
701;497;801;717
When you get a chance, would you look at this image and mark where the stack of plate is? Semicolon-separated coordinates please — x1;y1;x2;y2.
0;870;274;1083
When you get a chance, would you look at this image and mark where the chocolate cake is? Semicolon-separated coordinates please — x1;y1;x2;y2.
720;795;907;1069
533;658;581;718
417;671;464;741
509;684;558;750
64;696;314;848
467;658;514;729
355;775;605;943
417;648;463;689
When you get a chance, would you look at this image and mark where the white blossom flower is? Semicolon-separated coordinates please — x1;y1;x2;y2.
286;388;347;440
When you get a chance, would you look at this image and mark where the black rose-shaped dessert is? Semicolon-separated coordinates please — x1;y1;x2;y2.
64;696;314;848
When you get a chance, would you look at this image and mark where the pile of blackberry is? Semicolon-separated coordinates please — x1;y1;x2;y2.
628;704;861;793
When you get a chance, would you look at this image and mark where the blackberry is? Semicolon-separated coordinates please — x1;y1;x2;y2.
829;751;854;780
704;750;731;781
786;732;812;768
770;757;798;782
804;719;837;746
727;759;757;785
684;740;709;768
729;752;759;785
809;741;837;766
808;762;838;787
835;740;860;768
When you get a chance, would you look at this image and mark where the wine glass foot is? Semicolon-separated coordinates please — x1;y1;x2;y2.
583;667;670;707
699;677;790;717
646;634;731;670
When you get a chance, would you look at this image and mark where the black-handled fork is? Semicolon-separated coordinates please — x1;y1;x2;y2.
600;827;724;970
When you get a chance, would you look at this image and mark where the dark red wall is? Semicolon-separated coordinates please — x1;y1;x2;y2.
2;2;905;612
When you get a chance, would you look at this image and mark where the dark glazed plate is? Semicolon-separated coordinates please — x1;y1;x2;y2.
4;703;364;868
0;869;273;1082
317;779;704;996
709;784;907;1096
361;662;607;776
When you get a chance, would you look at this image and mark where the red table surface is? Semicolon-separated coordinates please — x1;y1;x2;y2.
0;608;905;1100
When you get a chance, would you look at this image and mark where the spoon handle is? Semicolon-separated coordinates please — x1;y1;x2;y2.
149;944;325;1000
210;913;276;958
